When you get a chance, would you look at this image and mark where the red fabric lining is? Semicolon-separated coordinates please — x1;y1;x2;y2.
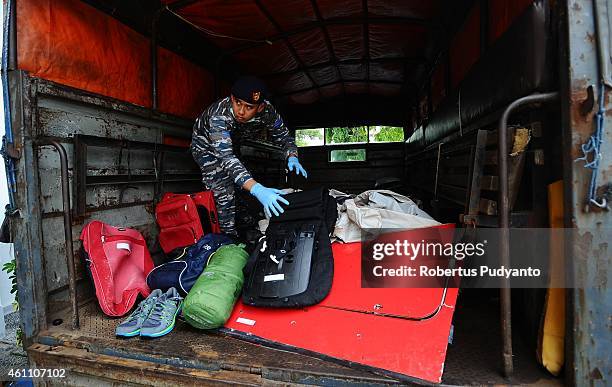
18;0;152;108
158;47;215;118
319;83;344;98
431;61;447;110
259;0;317;31
163;136;191;148
179;0;276;51
368;0;439;18
489;0;534;43
369;83;402;96
344;82;368;94
369;24;429;59
17;0;215;119
449;4;481;89
20;0;517;110
317;0;363;19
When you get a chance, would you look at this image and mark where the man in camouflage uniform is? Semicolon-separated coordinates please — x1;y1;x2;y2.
191;76;308;236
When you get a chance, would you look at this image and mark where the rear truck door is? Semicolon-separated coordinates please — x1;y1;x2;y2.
560;0;611;385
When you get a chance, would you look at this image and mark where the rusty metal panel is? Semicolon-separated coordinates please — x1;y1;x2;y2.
560;0;612;385
10;75;197;344
36;142;75;213
9;71;50;345
36;95;187;140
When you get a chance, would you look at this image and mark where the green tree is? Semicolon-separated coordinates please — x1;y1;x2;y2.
371;126;404;142
296;128;324;147
330;149;366;162
326;126;367;144
3;258;22;346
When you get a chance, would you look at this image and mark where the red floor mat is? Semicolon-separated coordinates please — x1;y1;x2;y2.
225;227;459;383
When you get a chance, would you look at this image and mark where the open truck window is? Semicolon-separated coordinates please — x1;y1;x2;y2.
329;148;366;162
295;128;324;147
2;0;610;385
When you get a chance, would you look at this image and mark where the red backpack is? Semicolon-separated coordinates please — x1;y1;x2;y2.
80;221;154;317
155;191;220;253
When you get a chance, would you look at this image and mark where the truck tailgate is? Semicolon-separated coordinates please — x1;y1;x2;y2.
29;301;397;386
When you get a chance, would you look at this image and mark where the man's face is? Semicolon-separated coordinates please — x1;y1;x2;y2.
231;95;264;123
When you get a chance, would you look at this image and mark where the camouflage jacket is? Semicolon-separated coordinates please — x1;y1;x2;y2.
191;97;297;187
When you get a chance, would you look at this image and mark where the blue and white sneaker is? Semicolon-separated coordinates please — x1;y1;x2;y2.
116;289;163;338
139;287;183;338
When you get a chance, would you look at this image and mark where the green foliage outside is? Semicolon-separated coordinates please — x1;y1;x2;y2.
295;128;324;147
370;126;404;142
2;259;17;300
325;126;368;144
330;149;366;162
296;126;404;147
3;258;23;346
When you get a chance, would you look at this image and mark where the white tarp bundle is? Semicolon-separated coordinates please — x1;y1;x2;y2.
257;189;440;243
330;189;440;243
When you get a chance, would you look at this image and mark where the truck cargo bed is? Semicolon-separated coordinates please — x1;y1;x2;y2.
33;301;397;385
27;298;560;386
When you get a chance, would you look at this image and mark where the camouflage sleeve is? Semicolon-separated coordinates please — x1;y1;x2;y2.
191;115;253;187
268;107;298;159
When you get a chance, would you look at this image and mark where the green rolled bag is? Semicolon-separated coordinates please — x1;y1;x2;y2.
182;244;249;329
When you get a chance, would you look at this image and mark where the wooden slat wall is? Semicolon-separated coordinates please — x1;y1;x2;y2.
296;143;405;194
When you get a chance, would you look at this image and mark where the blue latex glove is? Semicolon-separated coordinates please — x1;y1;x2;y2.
287;156;308;178
250;183;290;217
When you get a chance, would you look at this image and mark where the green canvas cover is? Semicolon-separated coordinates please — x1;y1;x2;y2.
182;244;248;329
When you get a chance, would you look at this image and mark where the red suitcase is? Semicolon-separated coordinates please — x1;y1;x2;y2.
155;191;220;253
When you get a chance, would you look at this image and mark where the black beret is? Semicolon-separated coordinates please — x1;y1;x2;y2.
231;76;268;104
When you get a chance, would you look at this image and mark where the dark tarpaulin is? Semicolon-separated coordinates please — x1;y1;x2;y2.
367;0;440;18
234;42;299;74
165;0;438;104
288;29;332;66
259;0;317;31
319;83;344;98
316;0;363;19
267;72;313;95
338;62;366;80
176;0;277;51
327;25;365;60
369;61;404;82
369;24;429;59
309;65;340;86
287;89;320;104
369;83;402;96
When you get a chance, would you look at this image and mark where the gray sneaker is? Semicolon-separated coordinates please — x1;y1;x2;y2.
139;287;183;338
116;289;163;337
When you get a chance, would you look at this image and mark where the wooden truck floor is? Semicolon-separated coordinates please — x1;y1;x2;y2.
28;299;561;386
